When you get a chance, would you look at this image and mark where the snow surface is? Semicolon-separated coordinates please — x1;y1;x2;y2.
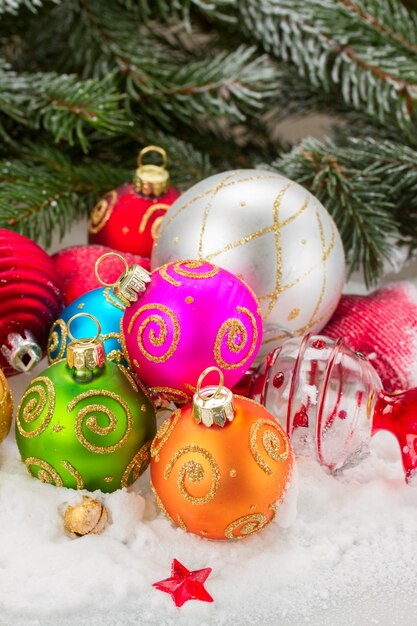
2;222;417;626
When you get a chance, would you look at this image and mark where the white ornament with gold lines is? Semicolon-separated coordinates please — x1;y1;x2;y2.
152;169;345;357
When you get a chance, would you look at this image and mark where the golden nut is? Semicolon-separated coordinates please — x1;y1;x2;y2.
64;497;108;536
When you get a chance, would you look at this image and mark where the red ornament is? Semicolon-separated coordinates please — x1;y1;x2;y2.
0;229;64;376
88;146;180;257
52;244;151;305
323;282;417;392
152;559;213;607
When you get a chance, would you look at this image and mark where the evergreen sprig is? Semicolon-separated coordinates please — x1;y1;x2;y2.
217;0;417;142
275;134;417;284
1;0;417;285
0;136;216;245
0;62;130;149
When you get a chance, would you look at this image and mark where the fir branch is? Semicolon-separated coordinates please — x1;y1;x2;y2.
27;1;278;129
0;0;58;14
0;145;130;246
209;0;417;141
0;135;215;246
0;61;130;150
274;134;417;285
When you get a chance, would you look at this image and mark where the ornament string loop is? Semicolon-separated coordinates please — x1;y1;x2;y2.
196;367;224;402
137;145;167;170
95;252;129;288
67;313;102;344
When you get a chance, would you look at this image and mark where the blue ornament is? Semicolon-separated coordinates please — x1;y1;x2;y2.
47;287;125;365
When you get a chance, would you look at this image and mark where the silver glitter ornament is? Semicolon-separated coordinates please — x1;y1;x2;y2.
152;169;345;357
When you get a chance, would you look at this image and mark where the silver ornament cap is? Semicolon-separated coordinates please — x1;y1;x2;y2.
0;330;42;373
193;367;235;428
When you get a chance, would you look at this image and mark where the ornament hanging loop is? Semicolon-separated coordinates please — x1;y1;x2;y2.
137;145;168;170
95;252;151;307
94;252;129;288
66;313;106;383
193;366;234;428
196;366;224;402
67;313;102;344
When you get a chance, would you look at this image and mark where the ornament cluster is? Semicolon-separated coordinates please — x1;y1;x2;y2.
2;143;356;553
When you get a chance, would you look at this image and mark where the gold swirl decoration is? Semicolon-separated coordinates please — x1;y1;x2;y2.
47;319;67;364
67;390;133;454
16;376;56;439
164;444;220;505
103;287;125;311
88;190;118;234
25;457;63;487
160;260;219;287
150;481;175;524
121;440;152;487
150;410;180;462
150;386;190;405
62;460;85;489
224;513;270;540
139;203;169;234
214;306;258;370
127;303;180;364
249;418;290;475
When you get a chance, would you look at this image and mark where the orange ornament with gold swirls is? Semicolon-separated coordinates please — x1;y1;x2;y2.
150;367;294;540
0;367;13;443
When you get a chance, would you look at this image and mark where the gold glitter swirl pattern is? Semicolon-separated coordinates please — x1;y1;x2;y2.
121;440;152;487
127;303;180;364
88;190;118;234
150;481;175;523
150;386;190;405
117;364;139;392
150;410;180;461
214;306;258;370
0;369;6;404
67;390;133;454
103;287;125;311
164;445;220;505
47;319;67;364
25;457;63;487
250;418;290;475
159;260;219;287
224;513;269;540
62;460;85;489
16;377;55;439
139;203;169;234
107;349;124;363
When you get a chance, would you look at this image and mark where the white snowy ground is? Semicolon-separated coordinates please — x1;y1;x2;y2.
1;221;417;626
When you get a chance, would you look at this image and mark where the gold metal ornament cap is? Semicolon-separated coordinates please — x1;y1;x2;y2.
193;367;235;428
95;252;151;308
133;145;169;197
66;313;106;382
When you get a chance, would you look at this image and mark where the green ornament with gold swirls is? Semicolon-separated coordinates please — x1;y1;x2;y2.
15;361;156;493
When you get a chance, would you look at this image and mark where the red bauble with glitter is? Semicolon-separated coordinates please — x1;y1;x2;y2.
0;229;64;376
52;244;151;305
88;146;180;257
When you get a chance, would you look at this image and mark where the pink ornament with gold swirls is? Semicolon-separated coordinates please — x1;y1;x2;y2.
121;260;262;402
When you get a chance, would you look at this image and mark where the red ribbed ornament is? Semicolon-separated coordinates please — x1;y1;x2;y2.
0;229;64;376
88;146;180;257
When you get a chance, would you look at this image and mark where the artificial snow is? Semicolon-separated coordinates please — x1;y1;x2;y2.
2;225;417;626
2;364;417;626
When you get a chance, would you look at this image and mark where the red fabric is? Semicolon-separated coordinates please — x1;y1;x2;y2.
323;282;417;392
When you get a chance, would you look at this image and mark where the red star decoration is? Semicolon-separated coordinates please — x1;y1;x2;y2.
153;559;214;607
